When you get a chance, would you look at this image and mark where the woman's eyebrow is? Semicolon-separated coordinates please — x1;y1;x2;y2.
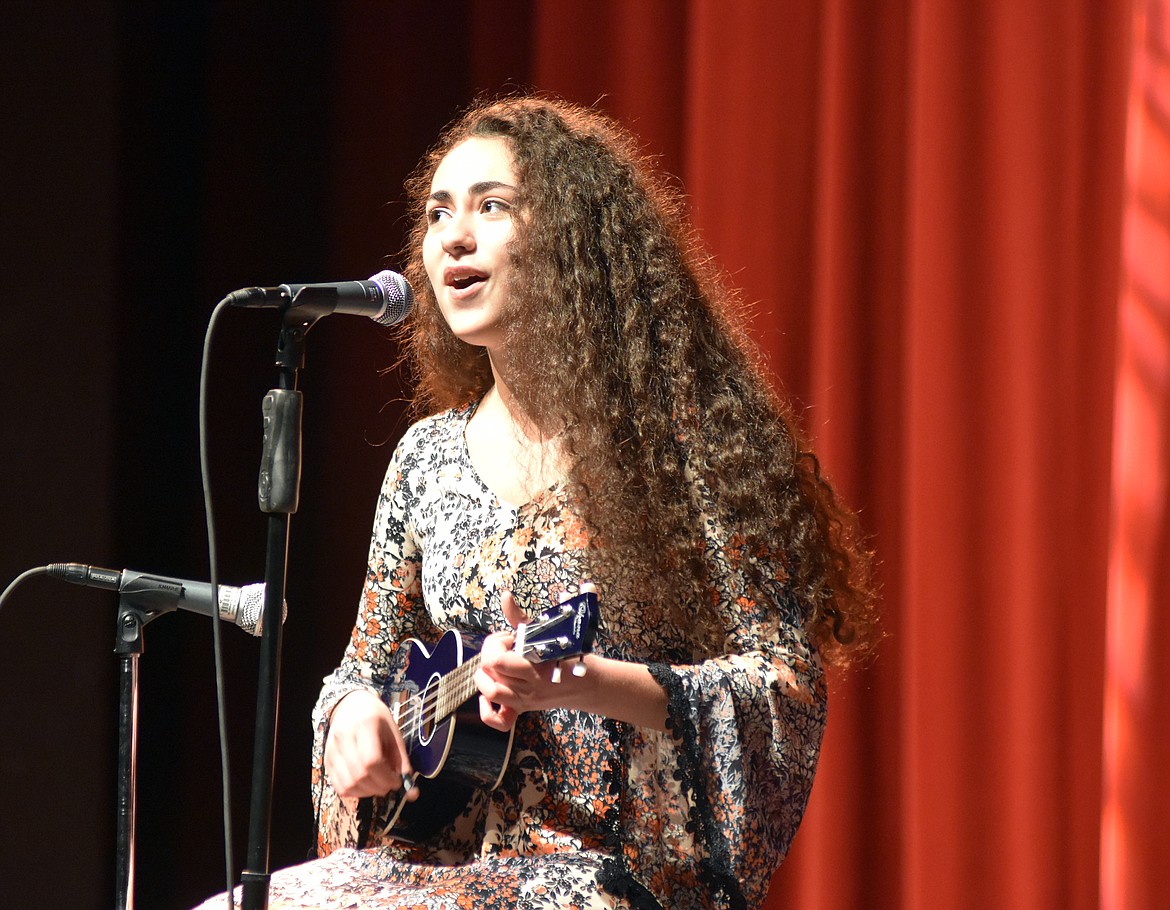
427;180;516;204
470;180;515;195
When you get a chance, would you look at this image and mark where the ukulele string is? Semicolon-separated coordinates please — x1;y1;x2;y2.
395;612;570;734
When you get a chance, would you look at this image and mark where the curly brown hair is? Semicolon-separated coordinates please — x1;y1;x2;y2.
397;96;878;665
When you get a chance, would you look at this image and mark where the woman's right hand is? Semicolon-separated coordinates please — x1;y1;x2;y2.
323;688;416;800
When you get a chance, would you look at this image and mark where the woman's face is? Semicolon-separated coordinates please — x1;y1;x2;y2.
423;136;519;353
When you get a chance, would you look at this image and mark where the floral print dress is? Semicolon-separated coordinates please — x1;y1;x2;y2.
194;403;826;910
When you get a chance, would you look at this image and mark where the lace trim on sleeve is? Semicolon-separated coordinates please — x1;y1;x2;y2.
646;663;747;910
592;717;667;910
597;858;665;910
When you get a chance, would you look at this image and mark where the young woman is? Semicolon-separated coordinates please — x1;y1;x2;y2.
198;95;877;910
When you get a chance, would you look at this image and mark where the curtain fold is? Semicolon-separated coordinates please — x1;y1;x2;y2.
1103;2;1170;908
896;3;1126;908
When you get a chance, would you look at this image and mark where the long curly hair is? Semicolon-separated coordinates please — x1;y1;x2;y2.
397;96;878;665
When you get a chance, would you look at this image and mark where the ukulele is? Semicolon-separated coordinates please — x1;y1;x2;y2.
373;591;600;843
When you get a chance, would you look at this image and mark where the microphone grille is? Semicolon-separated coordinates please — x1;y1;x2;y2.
237;583;267;636
368;270;414;327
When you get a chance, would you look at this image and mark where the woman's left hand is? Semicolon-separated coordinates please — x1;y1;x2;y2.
475;587;669;733
475;590;586;731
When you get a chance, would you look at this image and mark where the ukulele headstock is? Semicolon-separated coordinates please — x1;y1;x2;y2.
517;591;600;664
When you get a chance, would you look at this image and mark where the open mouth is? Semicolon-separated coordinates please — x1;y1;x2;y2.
446;268;487;291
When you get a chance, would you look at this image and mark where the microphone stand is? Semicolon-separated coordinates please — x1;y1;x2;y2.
113;592;191;909
239;290;336;910
113;601;145;910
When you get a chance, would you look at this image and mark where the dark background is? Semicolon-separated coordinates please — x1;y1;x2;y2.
0;3;537;906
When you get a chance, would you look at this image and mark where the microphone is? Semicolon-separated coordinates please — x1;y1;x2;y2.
46;563;279;636
226;269;414;327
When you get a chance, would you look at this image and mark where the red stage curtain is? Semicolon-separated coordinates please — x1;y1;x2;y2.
462;1;1168;907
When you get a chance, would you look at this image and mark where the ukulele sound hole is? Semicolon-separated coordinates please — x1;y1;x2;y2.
418;674;441;744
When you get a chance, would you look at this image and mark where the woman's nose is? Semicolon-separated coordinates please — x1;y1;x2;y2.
442;210;476;254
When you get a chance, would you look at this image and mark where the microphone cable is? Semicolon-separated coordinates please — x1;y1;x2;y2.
201;295;238;910
0;565;50;612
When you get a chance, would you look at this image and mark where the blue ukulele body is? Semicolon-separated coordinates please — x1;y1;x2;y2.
376;592;600;843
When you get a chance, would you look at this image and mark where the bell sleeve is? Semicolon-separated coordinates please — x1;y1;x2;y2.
630;518;828;910
309;428;434;856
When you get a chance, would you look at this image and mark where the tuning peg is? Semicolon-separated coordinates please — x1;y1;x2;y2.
571;657;587;678
551;663;563;684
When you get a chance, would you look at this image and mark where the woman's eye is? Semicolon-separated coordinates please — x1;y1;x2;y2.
426;207;449;224
482;199;510;214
